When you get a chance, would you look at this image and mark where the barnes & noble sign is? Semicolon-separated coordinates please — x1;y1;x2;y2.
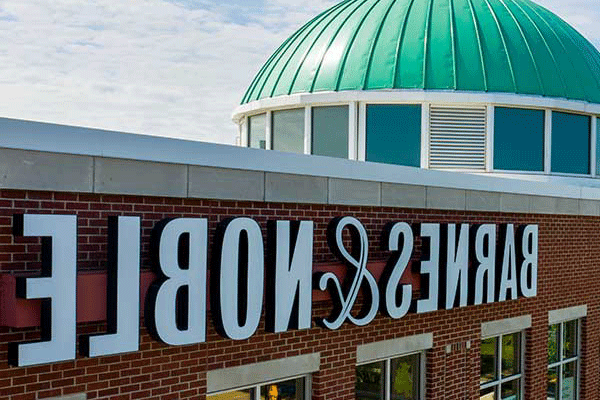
8;214;538;366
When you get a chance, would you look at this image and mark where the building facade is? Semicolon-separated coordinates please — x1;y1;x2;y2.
1;0;600;399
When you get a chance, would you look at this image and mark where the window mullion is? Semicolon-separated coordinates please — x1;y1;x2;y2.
385;358;391;400
497;335;502;392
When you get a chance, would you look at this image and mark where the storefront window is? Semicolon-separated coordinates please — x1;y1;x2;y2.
494;107;544;171
366;104;421;167
272;109;305;154
356;353;421;400
248;114;267;149
480;332;523;399
547;320;579;400
208;377;306;400
312;105;349;158
551;111;590;174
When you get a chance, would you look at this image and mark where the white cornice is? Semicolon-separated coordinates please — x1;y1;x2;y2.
231;90;600;123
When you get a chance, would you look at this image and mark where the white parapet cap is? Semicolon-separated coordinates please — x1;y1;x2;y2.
481;315;532;339
207;353;320;394
2;117;600;200
356;333;434;364
548;305;588;325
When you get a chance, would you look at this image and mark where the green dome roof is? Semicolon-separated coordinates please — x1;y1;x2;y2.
242;0;600;105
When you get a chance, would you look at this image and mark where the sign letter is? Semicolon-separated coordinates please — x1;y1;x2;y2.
442;224;469;309
265;221;313;333
146;218;207;346
519;225;538;298
416;224;440;314
9;214;77;367
471;224;496;305
380;222;414;319
81;216;141;357
212;218;264;340
498;225;518;302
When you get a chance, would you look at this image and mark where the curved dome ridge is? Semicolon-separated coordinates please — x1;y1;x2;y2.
242;0;600;105
522;0;594;100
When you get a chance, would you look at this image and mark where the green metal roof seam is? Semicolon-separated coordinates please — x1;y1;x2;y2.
241;0;600;105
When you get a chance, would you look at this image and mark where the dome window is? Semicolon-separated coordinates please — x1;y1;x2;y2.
272;109;305;154
312;105;349;159
366;104;421;167
551;112;591;175
248;114;267;150
494;107;544;172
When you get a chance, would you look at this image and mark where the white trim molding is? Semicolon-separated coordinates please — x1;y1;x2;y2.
421;102;430;168
591;116;597;177
486;105;494;172
349;101;358;160
265;110;273;150
358;102;367;162
232;90;600;122
304;106;312;155
544;110;552;174
240;117;248;148
207;353;320;394
481;315;532;339
356;333;433;364
548;305;587;325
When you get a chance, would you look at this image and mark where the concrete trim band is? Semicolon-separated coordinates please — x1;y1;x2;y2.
356;333;434;364
548;305;588;325
481;315;532;339
206;353;320;394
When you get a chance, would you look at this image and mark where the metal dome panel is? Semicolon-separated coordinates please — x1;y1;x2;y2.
241;0;600;105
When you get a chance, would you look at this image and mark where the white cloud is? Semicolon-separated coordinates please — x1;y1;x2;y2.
0;0;597;145
534;0;600;48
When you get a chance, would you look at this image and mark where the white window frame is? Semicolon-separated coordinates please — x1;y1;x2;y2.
547;320;581;400
207;375;311;400
355;333;432;400
479;331;525;398
356;351;425;400
480;315;531;399
548;306;586;400
206;353;319;399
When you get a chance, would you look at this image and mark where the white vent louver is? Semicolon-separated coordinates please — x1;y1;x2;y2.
428;105;487;170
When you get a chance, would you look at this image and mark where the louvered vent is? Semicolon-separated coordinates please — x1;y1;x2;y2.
429;106;487;170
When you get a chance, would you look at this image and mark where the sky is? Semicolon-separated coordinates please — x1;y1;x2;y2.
0;0;599;145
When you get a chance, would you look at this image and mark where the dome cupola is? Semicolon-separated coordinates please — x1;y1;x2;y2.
233;0;600;179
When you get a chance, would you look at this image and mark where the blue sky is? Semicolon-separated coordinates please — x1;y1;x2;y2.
0;0;598;144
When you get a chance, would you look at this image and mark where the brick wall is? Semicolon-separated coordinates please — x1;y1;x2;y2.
0;189;597;399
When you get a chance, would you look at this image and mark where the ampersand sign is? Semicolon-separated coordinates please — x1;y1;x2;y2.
315;217;379;329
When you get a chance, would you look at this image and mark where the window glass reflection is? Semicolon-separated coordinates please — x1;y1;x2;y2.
272;109;304;154
548;324;559;364
563;320;577;359
260;378;304;400
547;367;558;400
390;353;419;400
562;361;577;400
480;387;495;400
249;114;266;149
500;378;520;400
481;337;497;384
502;333;520;377
356;361;384;400
312;106;348;159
